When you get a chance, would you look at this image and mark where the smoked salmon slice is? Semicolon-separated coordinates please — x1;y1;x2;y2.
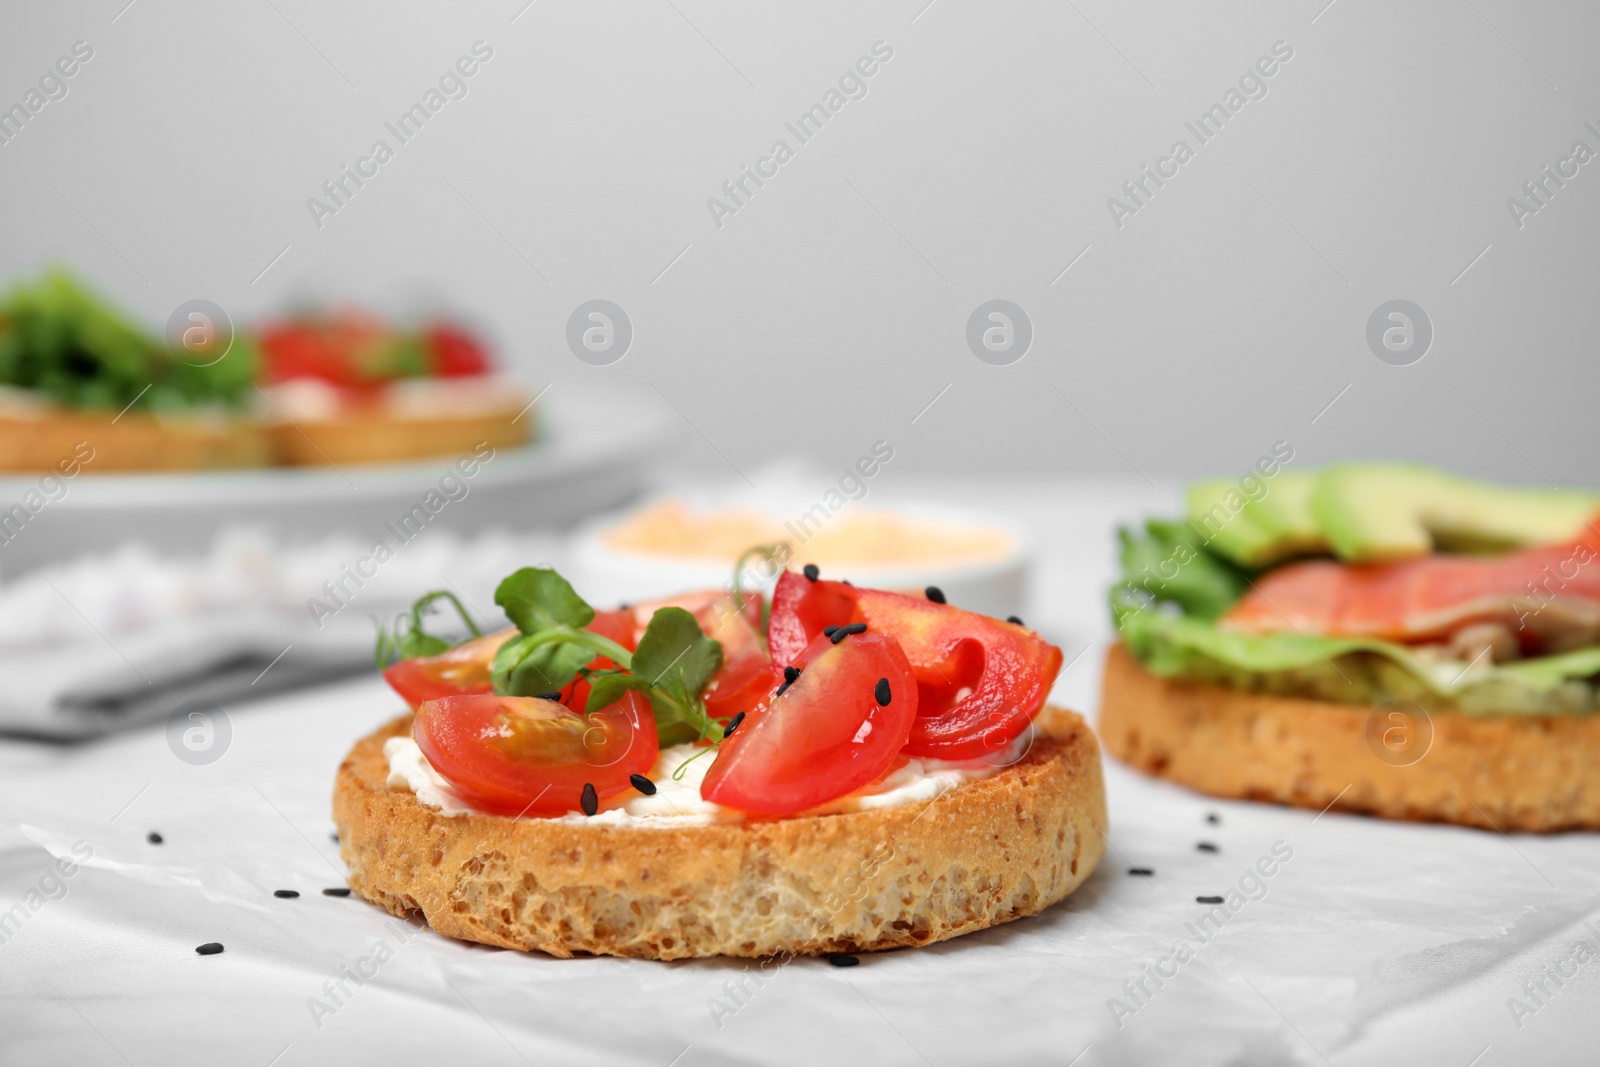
1221;518;1600;649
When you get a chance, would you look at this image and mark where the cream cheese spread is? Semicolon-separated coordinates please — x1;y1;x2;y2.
259;376;523;422
383;733;1029;827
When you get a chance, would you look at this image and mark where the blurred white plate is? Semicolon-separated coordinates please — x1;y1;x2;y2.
569;498;1032;619
0;385;675;580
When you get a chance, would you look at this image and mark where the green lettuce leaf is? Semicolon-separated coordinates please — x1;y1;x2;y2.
1117;605;1600;714
0;269;256;411
1113;519;1248;620
1495;645;1600;688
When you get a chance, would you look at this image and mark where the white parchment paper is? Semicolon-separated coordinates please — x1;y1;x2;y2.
1;481;1596;1066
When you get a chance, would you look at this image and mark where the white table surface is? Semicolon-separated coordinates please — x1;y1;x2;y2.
2;478;1596;1067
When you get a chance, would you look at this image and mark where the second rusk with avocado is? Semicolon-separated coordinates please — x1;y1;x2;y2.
1104;461;1600;832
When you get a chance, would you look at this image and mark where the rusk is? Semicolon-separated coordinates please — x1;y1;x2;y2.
0;410;265;471
266;406;529;466
332;706;1107;959
1099;642;1600;832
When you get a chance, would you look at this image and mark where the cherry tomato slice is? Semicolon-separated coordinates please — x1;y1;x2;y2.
767;571;858;667
547;608;636;713
766;572;1064;760
384;610;636;711
693;595;779;723
259;313;392;389
852;589;1062;760
623;591;776;724
424;324;491;377
703;651;782;723
701;631;917;815
625;589;763;648
414;691;657;816
587;608;637;649
382;628;514;707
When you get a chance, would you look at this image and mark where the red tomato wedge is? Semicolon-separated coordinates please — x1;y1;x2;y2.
261;314;494;388
703;652;782;723
424;324;491;377
853;589;1062;760
383;610;635;711
258;314;391;389
587;608;638;650
547;608;636;713
701;631;917;815
414;691;657;816
626;591;777;724
695;595;780;723
382;628;514;707
624;589;763;648
767;571;1063;760
767;571;859;667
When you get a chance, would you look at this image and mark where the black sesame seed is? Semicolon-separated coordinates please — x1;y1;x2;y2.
1006;615;1025;626
322;887;351;898
1205;813;1220;825
580;783;598;817
841;579;853;586
630;773;657;796
1127;867;1154;877
147;832;163;845
274;890;299;899
803;564;820;581
535;691;563;701
723;712;746;738
1197;842;1219;853
195;942;224;956
775;679;794;697
823;625;840;638
783;665;801;683
1196;895;1225;904
874;678;891;706
828;954;860;967
330;832;339;844
925;586;946;604
830;622;866;644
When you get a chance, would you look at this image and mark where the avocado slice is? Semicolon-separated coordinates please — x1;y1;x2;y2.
1311;462;1600;562
1184;471;1328;567
1244;469;1328;558
1183;479;1283;567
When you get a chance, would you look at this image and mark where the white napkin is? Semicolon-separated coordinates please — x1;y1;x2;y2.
0;527;564;738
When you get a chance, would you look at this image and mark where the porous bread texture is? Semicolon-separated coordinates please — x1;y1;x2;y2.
332;706;1106;959
1099;641;1600;832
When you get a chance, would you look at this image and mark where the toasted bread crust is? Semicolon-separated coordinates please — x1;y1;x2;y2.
0;403;527;471
0;410;266;472
1099;642;1600;832
332;707;1107;959
265;407;529;466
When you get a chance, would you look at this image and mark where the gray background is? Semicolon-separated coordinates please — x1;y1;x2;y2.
1;0;1595;486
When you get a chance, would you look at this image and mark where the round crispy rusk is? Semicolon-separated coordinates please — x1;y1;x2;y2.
1098;642;1600;833
265;405;530;466
332;706;1106;960
0;410;266;472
